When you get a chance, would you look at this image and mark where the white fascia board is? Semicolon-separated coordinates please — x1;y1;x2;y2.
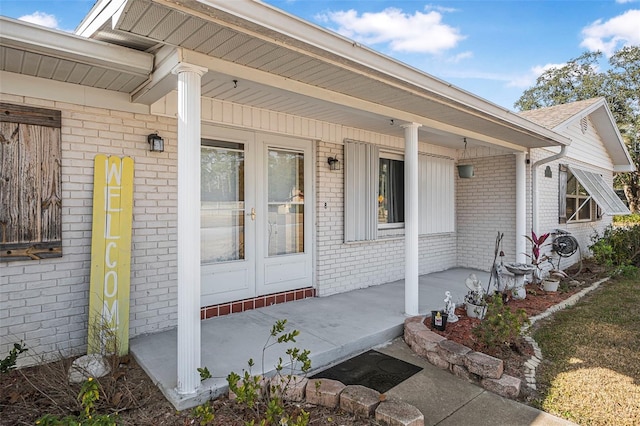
132;46;182;104
76;0;129;36
597;102;635;171
182;49;531;152
162;0;569;147
1;16;152;77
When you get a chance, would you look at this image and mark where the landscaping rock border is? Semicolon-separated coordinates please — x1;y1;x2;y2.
405;276;610;397
231;375;425;426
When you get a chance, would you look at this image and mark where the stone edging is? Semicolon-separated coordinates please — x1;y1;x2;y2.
405;276;610;397
230;375;425;425
520;276;610;390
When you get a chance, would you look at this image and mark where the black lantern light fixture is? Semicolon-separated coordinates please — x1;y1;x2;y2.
147;133;164;152
327;156;341;171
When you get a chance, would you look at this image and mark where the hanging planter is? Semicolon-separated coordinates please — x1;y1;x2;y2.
457;164;474;178
457;137;474;178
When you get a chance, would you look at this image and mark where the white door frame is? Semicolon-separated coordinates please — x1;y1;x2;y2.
200;125;315;306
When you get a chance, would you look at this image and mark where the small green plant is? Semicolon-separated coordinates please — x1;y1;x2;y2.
225;319;311;426
36;377;117;426
191;402;215;425
472;293;529;350
198;366;212;381
1;341;28;374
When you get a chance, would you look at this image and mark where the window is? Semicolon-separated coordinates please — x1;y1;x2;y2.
559;164;628;223
344;140;455;242
378;154;404;226
565;170;594;221
0;103;62;261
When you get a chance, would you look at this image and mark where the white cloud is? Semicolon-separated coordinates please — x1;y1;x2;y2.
506;63;566;88
316;7;465;54
448;51;473;63
580;9;640;56
18;11;60;29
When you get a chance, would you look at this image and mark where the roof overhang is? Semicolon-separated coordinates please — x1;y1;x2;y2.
555;99;635;173
568;165;630;216
0;16;153;93
76;0;570;152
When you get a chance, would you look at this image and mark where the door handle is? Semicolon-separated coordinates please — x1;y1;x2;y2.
248;207;256;221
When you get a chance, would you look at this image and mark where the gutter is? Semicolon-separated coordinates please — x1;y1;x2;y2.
531;145;568;234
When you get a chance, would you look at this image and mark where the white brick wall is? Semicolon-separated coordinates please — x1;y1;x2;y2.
456;154;518;271
315;141;457;296
0;94;179;366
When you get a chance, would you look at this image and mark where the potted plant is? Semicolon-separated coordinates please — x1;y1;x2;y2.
525;230;568;291
525;230;551;284
464;274;487;319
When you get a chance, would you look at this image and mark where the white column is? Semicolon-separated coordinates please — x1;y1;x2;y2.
515;152;526;264
173;62;207;395
402;123;422;316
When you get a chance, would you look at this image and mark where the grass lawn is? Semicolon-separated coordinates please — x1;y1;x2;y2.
533;277;640;425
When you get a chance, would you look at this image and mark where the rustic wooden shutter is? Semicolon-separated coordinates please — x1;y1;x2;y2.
558;164;567;224
0;103;62;260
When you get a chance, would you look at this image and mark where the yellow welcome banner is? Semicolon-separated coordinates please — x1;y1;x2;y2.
88;155;134;356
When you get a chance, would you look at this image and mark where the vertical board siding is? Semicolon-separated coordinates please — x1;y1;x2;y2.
0;103;62;260
344;140;378;241
419;155;455;234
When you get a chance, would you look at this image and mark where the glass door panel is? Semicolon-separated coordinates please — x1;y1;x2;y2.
201;141;245;263
267;149;304;256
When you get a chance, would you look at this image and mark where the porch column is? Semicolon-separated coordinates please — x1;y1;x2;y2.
402;123;422;316
515;152;526;264
173;62;207;395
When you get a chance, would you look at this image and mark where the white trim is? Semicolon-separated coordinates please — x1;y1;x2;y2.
0;71;150;114
1;16;152;77
185;0;568;147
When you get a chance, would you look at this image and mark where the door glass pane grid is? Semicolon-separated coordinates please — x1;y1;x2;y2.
201;143;245;263
267;149;304;256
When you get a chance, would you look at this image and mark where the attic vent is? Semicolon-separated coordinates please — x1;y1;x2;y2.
580;116;588;134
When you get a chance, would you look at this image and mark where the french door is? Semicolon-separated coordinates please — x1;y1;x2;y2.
200;126;313;306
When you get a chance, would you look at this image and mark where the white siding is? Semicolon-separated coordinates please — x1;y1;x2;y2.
563;116;614;170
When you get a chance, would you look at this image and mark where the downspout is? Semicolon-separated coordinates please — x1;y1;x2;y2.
531;145;568;235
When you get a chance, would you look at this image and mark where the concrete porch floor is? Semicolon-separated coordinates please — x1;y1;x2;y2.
131;268;486;408
130;267;574;424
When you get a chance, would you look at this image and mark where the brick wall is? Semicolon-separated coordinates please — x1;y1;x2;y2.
315;141;457;296
0;94;179;365
456;154;518;271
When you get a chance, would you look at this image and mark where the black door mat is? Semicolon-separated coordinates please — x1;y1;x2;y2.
311;350;422;393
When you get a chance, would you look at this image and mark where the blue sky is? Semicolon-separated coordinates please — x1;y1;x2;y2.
1;0;638;110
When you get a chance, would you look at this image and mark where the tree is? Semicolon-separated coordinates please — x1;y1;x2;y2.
515;46;640;212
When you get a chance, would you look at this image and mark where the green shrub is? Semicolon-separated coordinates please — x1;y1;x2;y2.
36;377;117;426
613;213;640;226
590;225;640;272
1;341;28;374
472;293;529;350
198;319;310;426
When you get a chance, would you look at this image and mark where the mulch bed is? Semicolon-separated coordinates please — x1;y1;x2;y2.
422;262;606;398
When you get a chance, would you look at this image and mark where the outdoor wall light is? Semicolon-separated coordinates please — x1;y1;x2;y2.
327;156;341;171
147;133;164;152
